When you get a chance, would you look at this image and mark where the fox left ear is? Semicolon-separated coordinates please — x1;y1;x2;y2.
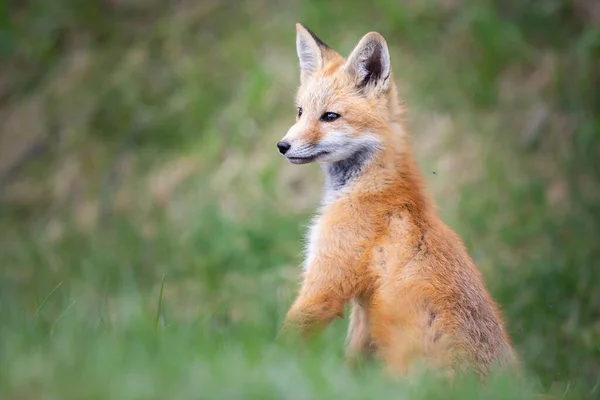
345;32;391;93
296;23;329;84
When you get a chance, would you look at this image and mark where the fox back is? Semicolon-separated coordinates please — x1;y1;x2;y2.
277;23;517;378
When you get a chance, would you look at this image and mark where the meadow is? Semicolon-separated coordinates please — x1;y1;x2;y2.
0;1;599;398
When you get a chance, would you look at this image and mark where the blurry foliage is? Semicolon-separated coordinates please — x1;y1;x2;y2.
0;0;599;398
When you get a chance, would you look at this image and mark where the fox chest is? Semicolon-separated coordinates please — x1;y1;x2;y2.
302;211;370;271
302;208;420;275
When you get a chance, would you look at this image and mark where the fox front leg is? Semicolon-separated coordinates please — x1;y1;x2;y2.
279;292;346;340
278;262;358;342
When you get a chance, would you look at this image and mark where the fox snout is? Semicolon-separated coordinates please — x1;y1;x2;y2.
275;139;330;164
276;122;329;164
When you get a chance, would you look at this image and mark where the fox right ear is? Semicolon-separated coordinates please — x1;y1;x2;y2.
296;23;329;83
344;32;391;93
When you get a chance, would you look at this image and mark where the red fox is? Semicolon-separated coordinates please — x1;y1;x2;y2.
277;23;517;377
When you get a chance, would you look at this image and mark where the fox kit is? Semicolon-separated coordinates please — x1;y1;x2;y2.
276;23;517;377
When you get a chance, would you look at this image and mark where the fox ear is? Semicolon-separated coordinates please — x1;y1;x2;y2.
296;23;329;83
345;32;391;92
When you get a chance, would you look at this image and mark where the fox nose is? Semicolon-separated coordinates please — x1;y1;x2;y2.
277;141;291;155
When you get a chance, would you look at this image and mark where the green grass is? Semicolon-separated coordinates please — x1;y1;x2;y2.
1;0;599;398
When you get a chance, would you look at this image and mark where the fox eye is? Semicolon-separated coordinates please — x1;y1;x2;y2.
297;107;303;118
320;112;341;122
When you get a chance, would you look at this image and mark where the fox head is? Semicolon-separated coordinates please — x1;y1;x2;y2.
278;24;394;165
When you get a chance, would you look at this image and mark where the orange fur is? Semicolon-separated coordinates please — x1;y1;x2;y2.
278;24;517;377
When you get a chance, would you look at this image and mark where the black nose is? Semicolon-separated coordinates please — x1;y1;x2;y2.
277;141;291;155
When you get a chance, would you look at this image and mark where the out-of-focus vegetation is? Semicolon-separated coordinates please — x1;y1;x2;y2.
0;0;598;398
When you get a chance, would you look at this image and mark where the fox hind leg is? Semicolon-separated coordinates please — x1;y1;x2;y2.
345;300;376;366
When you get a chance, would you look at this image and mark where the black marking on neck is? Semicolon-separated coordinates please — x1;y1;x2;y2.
323;147;375;192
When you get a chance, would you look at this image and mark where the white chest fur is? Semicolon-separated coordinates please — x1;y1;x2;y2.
303;215;322;271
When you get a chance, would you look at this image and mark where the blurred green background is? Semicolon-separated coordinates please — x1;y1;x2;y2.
0;0;598;398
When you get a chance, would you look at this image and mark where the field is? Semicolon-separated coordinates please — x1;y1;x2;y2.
1;1;599;398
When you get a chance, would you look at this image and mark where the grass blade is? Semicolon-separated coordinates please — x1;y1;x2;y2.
156;274;166;329
34;281;63;318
